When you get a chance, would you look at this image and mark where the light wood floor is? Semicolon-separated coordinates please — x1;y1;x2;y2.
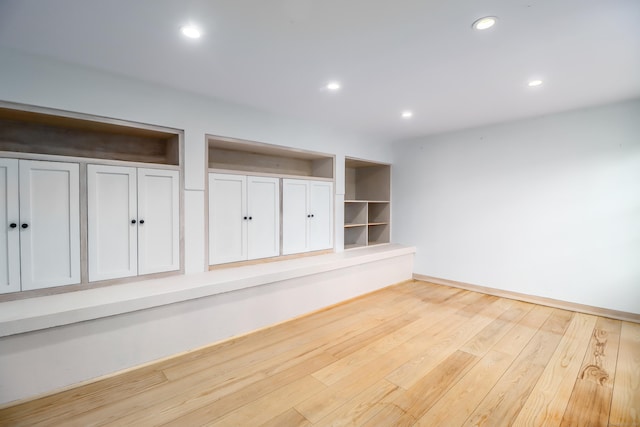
1;280;639;426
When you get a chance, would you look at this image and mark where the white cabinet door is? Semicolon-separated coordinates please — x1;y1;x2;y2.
247;176;280;260
87;164;138;282
282;179;309;255
19;160;80;290
0;159;20;294
283;179;334;255
309;181;334;251
209;173;247;265
137;168;180;275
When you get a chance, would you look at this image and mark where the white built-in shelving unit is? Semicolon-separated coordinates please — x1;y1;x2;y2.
344;158;391;250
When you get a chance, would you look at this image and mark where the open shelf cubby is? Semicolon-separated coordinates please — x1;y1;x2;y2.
368;202;390;225
344;201;367;227
344;158;391;249
0;105;180;165
368;224;390;246
207;136;334;180
344;225;367;250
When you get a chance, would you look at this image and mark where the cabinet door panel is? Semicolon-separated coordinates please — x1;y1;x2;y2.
309;181;334;251
282;179;309;255
247;176;280;260
209;173;247;264
137;168;180;274
19;160;80;290
0;159;20;293
87;164;138;282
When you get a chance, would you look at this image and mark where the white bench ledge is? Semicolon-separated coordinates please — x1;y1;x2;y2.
0;244;415;337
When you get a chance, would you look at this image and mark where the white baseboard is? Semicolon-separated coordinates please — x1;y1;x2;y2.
413;274;640;324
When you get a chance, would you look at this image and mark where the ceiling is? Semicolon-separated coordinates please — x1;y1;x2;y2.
0;0;639;142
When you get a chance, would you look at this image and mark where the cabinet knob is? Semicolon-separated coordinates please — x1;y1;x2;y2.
243;216;248;220
139;219;145;225
248;217;253;220
307;214;311;218
131;219;137;224
21;223;29;229
311;214;315;218
9;223;17;228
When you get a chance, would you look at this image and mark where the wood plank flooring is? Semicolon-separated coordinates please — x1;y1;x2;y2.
1;280;638;426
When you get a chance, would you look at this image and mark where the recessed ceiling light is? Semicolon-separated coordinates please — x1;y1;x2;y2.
401;111;413;119
181;25;201;39
528;79;543;87
472;16;497;30
326;82;341;91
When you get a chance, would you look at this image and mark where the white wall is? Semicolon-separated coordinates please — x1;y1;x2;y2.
0;47;392;268
392;99;640;314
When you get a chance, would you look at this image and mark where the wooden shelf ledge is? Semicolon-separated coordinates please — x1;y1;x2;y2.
344;200;389;203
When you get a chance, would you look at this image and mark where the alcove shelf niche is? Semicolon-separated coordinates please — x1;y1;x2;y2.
344;158;391;249
207;136;334;180
0;105;180;165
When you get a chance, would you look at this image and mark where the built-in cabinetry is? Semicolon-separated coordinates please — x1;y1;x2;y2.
344;158;391;249
209;173;280;264
87;165;180;282
208;137;333;179
1;158;81;293
0;103;183;296
207;136;334;266
282;179;334;255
